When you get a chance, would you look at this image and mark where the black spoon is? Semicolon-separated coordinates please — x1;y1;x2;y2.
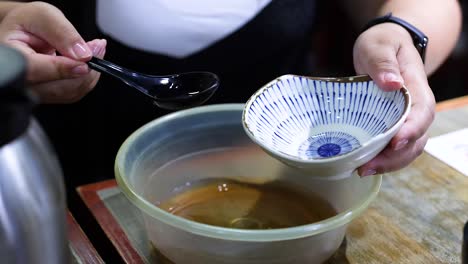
87;57;219;110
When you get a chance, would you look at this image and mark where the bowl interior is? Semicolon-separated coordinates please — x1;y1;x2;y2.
243;75;409;160
115;104;381;241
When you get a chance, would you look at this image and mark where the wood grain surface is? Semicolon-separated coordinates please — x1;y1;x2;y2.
77;180;143;263
67;211;105;264
436;95;468;112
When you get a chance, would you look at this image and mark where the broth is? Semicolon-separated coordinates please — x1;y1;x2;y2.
157;179;337;230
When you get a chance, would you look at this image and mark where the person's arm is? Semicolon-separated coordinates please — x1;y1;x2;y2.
337;0;462;176
341;0;462;75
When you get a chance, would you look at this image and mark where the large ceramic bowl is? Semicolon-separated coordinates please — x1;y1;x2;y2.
115;104;382;264
243;75;411;179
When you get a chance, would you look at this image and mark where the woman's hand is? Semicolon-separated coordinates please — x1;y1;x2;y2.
0;2;106;103
353;22;435;176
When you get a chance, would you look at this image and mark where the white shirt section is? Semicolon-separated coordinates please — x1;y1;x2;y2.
96;0;272;58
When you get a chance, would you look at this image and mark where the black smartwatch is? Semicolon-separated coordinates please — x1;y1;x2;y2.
362;13;428;63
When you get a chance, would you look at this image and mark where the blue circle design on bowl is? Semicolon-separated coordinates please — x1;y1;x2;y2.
317;143;341;157
298;131;361;159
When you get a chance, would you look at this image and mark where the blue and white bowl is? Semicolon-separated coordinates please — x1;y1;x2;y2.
243;75;411;179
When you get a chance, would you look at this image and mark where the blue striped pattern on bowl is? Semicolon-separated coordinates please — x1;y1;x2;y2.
243;75;407;160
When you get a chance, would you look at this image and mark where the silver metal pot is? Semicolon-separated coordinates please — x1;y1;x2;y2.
0;45;68;263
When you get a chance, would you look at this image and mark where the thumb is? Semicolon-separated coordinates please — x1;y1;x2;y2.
373;65;404;92
354;45;404;91
9;2;92;61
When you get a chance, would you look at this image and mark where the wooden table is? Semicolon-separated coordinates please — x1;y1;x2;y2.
78;96;468;264
67;211;104;264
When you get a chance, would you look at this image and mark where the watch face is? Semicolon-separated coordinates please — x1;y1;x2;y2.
414;37;428;63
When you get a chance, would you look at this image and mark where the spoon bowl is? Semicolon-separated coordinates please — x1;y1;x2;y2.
87;57;219;110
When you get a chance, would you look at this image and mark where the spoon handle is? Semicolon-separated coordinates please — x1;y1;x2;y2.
87;57;152;96
87;57;135;81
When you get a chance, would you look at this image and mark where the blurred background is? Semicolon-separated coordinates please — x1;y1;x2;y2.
311;1;468;102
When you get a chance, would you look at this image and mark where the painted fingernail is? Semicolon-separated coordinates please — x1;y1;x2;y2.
92;40;107;57
383;72;403;84
71;64;89;76
97;45;106;57
394;139;409;151
92;44;100;55
92;45;103;56
361;169;377;177
72;42;92;59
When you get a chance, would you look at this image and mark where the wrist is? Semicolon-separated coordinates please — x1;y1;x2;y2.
367;22;414;46
362;13;428;63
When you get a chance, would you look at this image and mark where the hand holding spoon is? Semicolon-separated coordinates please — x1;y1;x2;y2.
87;57;219;110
